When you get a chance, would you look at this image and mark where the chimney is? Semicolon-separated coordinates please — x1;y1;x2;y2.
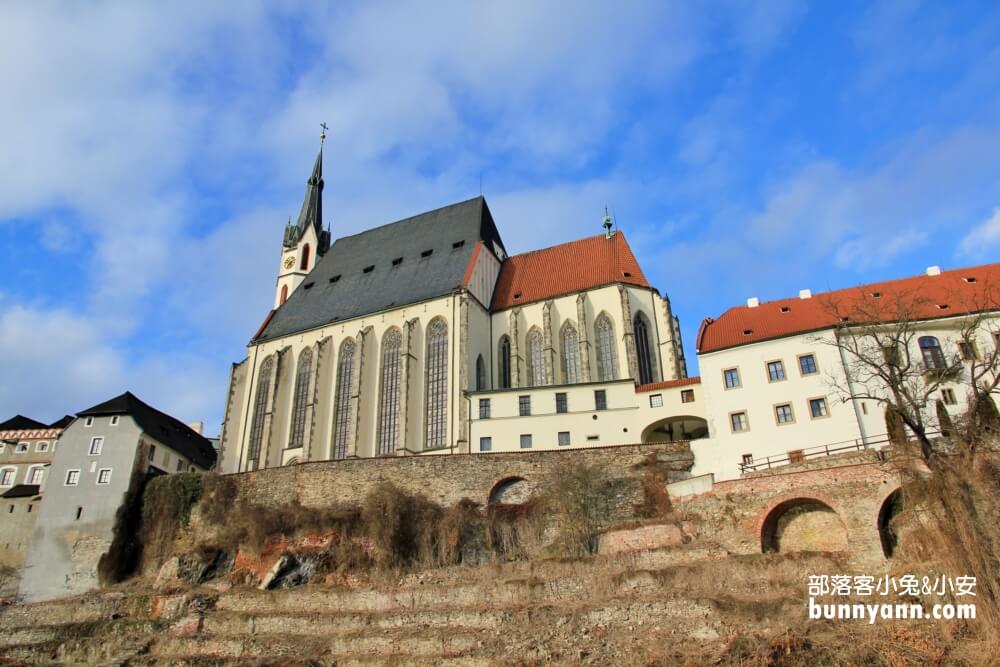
746;297;759;308
799;289;812;299
187;420;204;435
926;265;941;276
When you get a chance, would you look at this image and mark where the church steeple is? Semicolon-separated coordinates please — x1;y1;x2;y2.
275;128;332;308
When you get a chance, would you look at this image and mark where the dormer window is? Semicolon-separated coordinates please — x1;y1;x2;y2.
302;281;315;289
421;249;433;258
964;277;977;283
514;291;522;300
840;316;850;322
623;271;632;277
329;275;341;283
392;257;403;267
452;240;465;249
871;291;881;298
780;306;790;313
362;265;374;274
743;329;753;336
937;304;949;310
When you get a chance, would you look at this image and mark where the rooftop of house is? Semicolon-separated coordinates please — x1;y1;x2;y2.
697;262;1000;354
491;231;651;310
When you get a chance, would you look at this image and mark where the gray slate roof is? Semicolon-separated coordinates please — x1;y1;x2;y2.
256;196;505;343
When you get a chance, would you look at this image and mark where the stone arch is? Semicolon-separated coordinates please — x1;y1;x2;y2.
641;415;708;443
488;476;533;505
760;497;848;554
285;457;301;466
877;487;904;558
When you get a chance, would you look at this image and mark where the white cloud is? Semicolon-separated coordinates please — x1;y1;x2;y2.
958;207;1000;259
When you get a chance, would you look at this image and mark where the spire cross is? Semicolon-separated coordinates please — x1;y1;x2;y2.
320;122;328;144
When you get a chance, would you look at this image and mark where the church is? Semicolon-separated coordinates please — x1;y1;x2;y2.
216;143;696;473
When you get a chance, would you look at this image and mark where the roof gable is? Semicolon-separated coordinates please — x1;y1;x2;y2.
491;232;650;310
698;262;1000;353
256;196;505;342
0;415;48;431
78;392;217;469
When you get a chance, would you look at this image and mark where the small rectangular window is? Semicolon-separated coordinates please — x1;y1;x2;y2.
519;395;531;417
110;415;119;426
97;469;112;485
586;435;599;442
649;394;664;408
788;449;805;464
519;434;532;449
741;454;753;465
75;507;83;520
766;360;785;382
452;240;465;249
479;436;492;452
0;469;14;486
89;437;104;456
479;398;491;419
958;341;977;361
775;403;795;424
861;401;868;415
799;354;818;375
36;441;49;453
594;390;607;411
392;257;403;266
148;445;156;463
28;468;43;485
555;392;568;414
84;416;94;427
680;389;694;404
362;265;374;273
723;368;741;389
421;249;433;258
558;431;571;446
941;388;957;405
65;469;81;486
15;442;29;454
730;412;749;433
809;398;828;418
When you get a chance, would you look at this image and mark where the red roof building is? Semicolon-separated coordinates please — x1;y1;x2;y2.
697;263;1000;354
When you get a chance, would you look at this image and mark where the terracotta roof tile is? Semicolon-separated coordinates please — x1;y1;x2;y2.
491;232;650;310
635;377;701;392
698;262;1000;354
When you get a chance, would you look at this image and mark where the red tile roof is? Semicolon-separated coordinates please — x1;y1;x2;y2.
698;262;1000;354
635;377;701;393
491;232;650;310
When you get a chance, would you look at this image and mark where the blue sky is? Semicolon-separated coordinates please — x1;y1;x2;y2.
2;1;1000;430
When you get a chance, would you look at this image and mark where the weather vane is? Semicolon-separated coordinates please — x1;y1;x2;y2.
320;122;328;144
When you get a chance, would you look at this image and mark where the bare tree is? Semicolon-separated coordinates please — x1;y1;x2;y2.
812;280;1000;462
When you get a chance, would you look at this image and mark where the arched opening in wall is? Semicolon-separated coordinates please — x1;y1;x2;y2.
488;476;533;505
634;312;655;385
280;284;289;305
878;489;904;558
641;416;708;443
761;498;848;554
285;457;300;466
300;244;311;271
498;336;512;389
476;355;486;391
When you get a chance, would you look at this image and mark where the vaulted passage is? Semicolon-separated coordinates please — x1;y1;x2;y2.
761;499;847;554
641;416;708;443
878;489;904;558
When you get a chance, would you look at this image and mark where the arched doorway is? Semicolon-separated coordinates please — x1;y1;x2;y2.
641;416;708;443
761;498;848;553
878;489;904;558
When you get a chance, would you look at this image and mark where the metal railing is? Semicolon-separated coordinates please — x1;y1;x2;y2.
737;430;942;474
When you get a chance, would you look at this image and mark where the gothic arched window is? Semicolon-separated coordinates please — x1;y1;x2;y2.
280;284;289;305
300;244;310;271
476;354;486;391
560;321;581;384
376;329;403;455
499;335;512;389
288;348;312;449
526;327;545;387
331;338;355;460
247;356;274;470
634;313;655;385
425;319;448;449
595;313;618;381
919;336;945;370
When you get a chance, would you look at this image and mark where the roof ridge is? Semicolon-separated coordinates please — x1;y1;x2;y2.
329;196;485;245
738;261;1000;309
506;231;622;260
